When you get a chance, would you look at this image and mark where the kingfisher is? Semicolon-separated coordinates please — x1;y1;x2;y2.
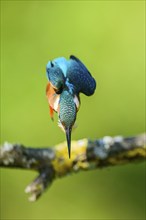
46;55;96;158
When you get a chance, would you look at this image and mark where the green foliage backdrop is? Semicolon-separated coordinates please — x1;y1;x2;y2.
1;1;145;219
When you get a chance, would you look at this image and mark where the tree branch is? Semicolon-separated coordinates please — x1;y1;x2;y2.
0;133;146;201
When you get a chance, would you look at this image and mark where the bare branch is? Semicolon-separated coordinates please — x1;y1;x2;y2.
0;133;146;201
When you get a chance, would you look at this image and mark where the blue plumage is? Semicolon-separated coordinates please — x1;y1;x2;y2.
46;55;96;158
46;64;65;93
46;55;96;96
67;55;96;96
59;90;76;158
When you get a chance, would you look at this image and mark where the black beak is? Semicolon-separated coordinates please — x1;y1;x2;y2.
65;127;72;158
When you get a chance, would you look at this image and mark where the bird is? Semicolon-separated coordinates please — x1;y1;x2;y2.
46;55;96;158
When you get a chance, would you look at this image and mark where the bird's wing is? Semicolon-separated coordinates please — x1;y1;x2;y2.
46;82;60;120
66;55;96;96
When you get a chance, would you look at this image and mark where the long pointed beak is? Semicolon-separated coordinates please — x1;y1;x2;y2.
65;127;72;158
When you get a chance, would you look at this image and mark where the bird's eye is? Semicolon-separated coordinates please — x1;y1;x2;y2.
51;61;54;67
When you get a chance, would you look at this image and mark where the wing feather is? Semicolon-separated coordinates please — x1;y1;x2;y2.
67;55;96;96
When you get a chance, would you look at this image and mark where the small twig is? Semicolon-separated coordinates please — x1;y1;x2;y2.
0;133;146;201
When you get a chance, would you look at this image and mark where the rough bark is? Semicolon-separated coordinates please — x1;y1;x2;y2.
0;133;145;201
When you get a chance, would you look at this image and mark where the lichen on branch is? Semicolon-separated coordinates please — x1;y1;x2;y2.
0;133;146;201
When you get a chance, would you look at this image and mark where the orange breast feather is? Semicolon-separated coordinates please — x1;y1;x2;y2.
46;82;60;120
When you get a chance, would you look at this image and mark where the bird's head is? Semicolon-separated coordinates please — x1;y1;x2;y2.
58;90;77;158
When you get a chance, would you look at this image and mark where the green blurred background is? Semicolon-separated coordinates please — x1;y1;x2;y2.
0;1;145;219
